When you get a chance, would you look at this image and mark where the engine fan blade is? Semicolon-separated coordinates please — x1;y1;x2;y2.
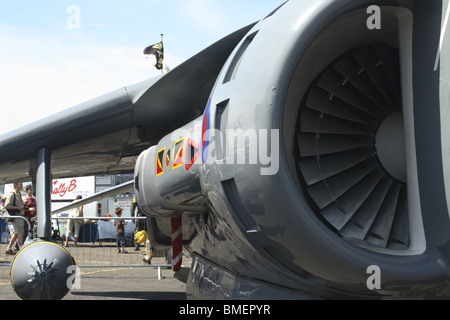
295;44;408;251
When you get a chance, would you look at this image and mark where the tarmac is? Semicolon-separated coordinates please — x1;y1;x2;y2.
0;243;291;319
1;264;188;300
0;242;191;301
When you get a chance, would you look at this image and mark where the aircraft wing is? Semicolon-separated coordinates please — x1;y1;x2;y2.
0;23;255;184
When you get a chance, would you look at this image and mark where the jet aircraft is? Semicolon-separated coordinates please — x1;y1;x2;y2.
1;0;450;299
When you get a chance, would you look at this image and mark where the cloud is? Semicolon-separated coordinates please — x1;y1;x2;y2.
0;1;284;135
0;25;183;135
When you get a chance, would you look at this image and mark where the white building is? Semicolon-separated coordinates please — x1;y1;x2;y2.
3;174;134;219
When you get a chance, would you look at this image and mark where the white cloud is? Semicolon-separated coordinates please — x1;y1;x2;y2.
0;26;183;135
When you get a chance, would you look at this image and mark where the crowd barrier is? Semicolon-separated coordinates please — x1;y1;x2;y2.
0;216;182;277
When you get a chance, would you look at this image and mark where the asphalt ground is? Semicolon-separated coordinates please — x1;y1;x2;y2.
0;263;188;300
0;242;190;301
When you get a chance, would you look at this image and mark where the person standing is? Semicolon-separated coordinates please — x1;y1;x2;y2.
23;184;37;241
131;196;146;251
114;208;127;253
4;182;25;255
64;195;84;247
0;196;6;244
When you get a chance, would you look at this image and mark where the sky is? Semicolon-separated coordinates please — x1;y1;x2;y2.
0;0;285;135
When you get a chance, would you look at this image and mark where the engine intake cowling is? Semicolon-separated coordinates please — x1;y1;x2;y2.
192;1;450;297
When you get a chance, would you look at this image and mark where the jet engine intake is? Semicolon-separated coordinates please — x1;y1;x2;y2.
187;2;450;298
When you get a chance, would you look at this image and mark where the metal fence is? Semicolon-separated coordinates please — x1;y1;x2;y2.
0;216;183;276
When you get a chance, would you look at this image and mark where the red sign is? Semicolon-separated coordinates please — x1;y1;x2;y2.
52;179;77;197
51;176;95;200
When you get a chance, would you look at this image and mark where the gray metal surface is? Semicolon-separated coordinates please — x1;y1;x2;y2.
36;147;52;238
10;240;75;300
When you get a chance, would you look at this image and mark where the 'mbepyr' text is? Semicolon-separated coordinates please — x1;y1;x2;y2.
179;304;270;317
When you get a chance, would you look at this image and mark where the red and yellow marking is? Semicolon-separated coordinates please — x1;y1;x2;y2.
156;147;165;176
172;137;186;170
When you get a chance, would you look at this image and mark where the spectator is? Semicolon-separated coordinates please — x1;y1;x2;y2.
131;196;146;251
0;196;6;243
114;208;127;253
64;195;84;247
23;184;37;241
4;182;25;255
